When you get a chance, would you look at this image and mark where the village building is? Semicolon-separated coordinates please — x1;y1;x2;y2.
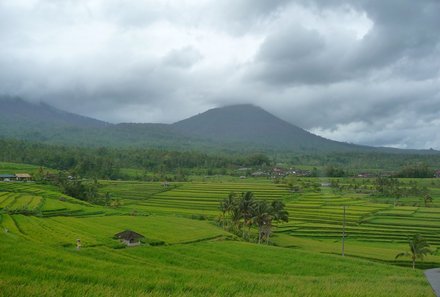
271;167;288;177
114;230;144;246
357;173;375;178
15;173;32;182
251;171;266;177
0;174;16;182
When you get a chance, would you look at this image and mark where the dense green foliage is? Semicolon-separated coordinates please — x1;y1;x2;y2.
394;163;434;178
219;191;288;243
0;139;273;179
2;138;440;182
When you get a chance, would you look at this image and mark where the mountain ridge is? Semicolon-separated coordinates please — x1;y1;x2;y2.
172;104;364;152
0;97;437;154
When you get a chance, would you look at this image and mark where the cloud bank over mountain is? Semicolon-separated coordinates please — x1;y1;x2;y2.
1;0;439;149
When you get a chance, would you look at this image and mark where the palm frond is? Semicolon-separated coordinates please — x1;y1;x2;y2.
395;252;409;259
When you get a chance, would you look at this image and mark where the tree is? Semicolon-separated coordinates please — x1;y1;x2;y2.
268;200;289;243
252;200;272;244
239;192;256;239
374;177;403;205
253;200;289;244
395;234;433;269
325;165;346;177
395;163;433;178
219;192;238;229
218;192;288;244
271;200;289;223
104;192;112;206
423;194;433;207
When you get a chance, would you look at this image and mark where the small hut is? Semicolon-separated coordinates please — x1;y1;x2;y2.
15;173;32;182
114;230;144;246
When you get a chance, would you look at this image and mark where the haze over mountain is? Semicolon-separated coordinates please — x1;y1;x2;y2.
0;97;436;154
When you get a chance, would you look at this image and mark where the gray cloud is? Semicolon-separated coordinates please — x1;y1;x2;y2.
1;0;440;149
163;47;203;68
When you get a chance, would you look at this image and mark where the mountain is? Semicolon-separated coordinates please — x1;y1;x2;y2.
172;104;363;152
0;96;107;128
0;97;208;148
0;97;435;154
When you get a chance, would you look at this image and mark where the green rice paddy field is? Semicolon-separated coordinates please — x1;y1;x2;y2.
1;177;440;296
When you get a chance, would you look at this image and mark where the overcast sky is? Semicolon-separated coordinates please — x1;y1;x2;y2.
1;0;440;149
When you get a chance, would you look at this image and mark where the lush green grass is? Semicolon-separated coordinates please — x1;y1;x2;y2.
102;181;290;217
0;161;54;175
1;176;440;296
5;214;232;247
0;232;434;297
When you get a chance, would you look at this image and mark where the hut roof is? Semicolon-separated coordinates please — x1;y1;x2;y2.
114;230;144;241
0;174;15;178
16;173;31;178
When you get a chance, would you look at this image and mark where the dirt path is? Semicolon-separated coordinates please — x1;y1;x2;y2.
425;268;440;297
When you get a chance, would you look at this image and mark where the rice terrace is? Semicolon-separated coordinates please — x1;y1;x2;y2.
1;160;440;296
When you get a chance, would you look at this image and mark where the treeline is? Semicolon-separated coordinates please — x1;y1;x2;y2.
393;163;434;178
373;177;432;206
1;138;439;179
0;139;271;179
288;152;440;172
323;177;434;207
323;163;433;178
51;174;122;207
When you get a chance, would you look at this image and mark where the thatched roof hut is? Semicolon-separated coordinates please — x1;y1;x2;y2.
15;173;32;181
114;230;144;246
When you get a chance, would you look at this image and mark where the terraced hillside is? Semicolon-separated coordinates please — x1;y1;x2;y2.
0;182;105;217
100;181;289;216
99;179;440;264
0;161;55;175
280;190;440;246
1;178;439;296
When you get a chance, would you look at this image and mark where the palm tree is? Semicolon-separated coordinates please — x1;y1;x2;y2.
219;201;228;228
271;200;289;223
266;200;289;243
230;205;242;233
239;192;256;239
252;200;272;244
395;234;433;269
219;192;237;229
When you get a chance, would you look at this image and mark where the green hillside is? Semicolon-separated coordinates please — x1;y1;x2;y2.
1;177;439;296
